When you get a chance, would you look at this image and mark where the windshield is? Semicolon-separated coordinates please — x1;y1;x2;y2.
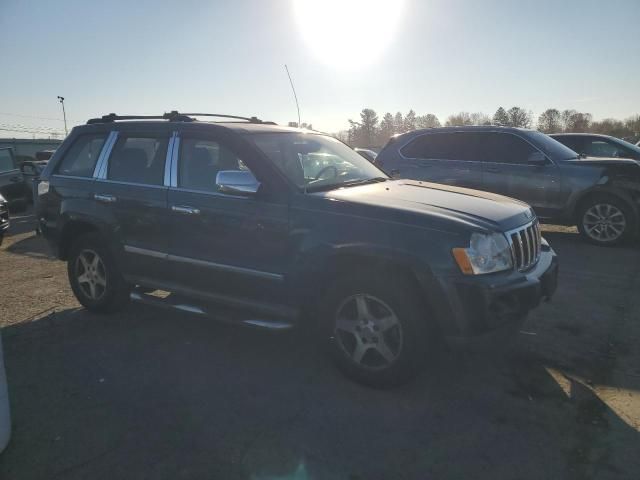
249;132;387;191
526;131;580;160
609;136;640;156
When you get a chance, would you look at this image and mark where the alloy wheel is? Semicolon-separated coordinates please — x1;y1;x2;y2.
582;203;626;242
75;249;107;300
333;294;403;370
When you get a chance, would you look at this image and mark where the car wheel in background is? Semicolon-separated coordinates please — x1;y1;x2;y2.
320;269;437;388
67;232;130;313
577;194;636;246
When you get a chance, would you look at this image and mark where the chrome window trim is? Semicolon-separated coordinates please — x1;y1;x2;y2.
51;173;95;181
170;135;180;187
164;131;178;187
93;131;119;179
168;186;253;199
95;179;167;190
123;245;284;281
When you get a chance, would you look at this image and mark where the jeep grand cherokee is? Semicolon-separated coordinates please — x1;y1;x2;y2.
36;112;558;387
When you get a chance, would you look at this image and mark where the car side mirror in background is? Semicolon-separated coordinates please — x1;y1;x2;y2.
527;151;548;165
216;170;261;195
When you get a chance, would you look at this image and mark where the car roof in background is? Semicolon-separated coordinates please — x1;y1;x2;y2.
394;125;537;138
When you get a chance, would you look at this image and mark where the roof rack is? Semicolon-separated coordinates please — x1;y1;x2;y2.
86;110;270;125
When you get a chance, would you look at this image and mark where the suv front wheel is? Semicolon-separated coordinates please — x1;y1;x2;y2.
67;233;130;313
577;194;636;246
321;269;436;388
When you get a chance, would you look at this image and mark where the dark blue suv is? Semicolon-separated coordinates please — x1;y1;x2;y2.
36;113;558;387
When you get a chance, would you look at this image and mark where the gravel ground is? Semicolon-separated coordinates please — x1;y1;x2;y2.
0;211;638;479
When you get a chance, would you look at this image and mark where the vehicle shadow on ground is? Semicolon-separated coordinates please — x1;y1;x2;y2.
4;234;54;260
0;304;638;480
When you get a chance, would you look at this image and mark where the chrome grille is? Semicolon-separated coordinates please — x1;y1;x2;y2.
507;220;541;271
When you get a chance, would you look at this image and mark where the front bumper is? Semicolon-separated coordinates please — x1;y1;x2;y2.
427;242;558;349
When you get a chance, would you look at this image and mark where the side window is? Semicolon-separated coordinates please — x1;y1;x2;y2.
178;137;249;192
555;136;582;152
107;136;168;185
400;133;456;160
583;140;627;158
481;133;537;164
0;149;15;173
56;134;107;177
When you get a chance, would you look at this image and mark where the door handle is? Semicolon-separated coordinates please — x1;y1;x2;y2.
485;166;500;173
9;176;20;182
171;205;200;215
417;161;432;167
94;193;117;203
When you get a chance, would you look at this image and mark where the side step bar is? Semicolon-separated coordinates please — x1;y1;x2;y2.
130;289;295;331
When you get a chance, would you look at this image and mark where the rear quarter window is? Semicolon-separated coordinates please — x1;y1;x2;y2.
56;134;108;177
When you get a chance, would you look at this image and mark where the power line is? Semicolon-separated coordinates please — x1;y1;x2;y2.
0;112;65;122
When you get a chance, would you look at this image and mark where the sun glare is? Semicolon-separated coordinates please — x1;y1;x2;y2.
293;0;405;70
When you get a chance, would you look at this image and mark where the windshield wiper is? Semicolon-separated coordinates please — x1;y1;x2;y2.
305;177;387;193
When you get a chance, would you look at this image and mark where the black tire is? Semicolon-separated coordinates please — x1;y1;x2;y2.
67;232;130;313
319;268;437;388
576;194;636;246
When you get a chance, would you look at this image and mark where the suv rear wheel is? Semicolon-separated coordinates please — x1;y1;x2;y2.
67;233;130;313
320;269;436;388
577;194;636;246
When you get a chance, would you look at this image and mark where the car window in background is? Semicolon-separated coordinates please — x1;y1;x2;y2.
553;136;583;152
480;133;537;164
400;132;480;161
608;137;640;159
178;138;250;192
527;131;578;159
250;133;386;191
107;136;168;185
56;134;107;177
0;150;15;173
583;140;627;158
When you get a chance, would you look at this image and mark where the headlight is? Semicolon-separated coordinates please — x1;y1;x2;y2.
0;192;5;203
452;232;513;275
37;180;49;196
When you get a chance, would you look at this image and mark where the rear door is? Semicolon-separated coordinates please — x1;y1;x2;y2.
94;129;171;282
394;132;484;189
479;132;562;217
167;130;289;306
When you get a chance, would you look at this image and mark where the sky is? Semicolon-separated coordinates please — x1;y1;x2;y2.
0;0;639;138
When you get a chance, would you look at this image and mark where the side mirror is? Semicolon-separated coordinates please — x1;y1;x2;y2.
216;170;260;195
527;151;548;165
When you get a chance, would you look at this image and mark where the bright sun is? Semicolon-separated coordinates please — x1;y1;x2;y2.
293;0;405;70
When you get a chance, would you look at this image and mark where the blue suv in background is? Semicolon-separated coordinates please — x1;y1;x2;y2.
377;126;640;246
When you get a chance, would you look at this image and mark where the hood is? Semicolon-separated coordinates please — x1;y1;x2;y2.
565;157;640;168
319;180;534;232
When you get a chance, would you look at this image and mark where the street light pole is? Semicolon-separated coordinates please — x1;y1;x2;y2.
57;96;68;136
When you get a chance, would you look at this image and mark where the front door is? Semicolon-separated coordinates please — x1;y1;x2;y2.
479;132;562;218
0;148;26;206
393;132;484;190
167;132;289;306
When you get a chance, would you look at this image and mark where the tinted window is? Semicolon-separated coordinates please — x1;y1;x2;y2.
526;131;578;159
479;133;537;164
178;138;250;192
0;149;15;173
56;134;107;177
584;140;630;158
553;136;583;152
401;133;480;161
107;136;168;185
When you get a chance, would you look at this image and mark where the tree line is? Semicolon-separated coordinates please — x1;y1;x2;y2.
335;107;640;148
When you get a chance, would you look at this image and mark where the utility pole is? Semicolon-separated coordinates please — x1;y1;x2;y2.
57;96;68;135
